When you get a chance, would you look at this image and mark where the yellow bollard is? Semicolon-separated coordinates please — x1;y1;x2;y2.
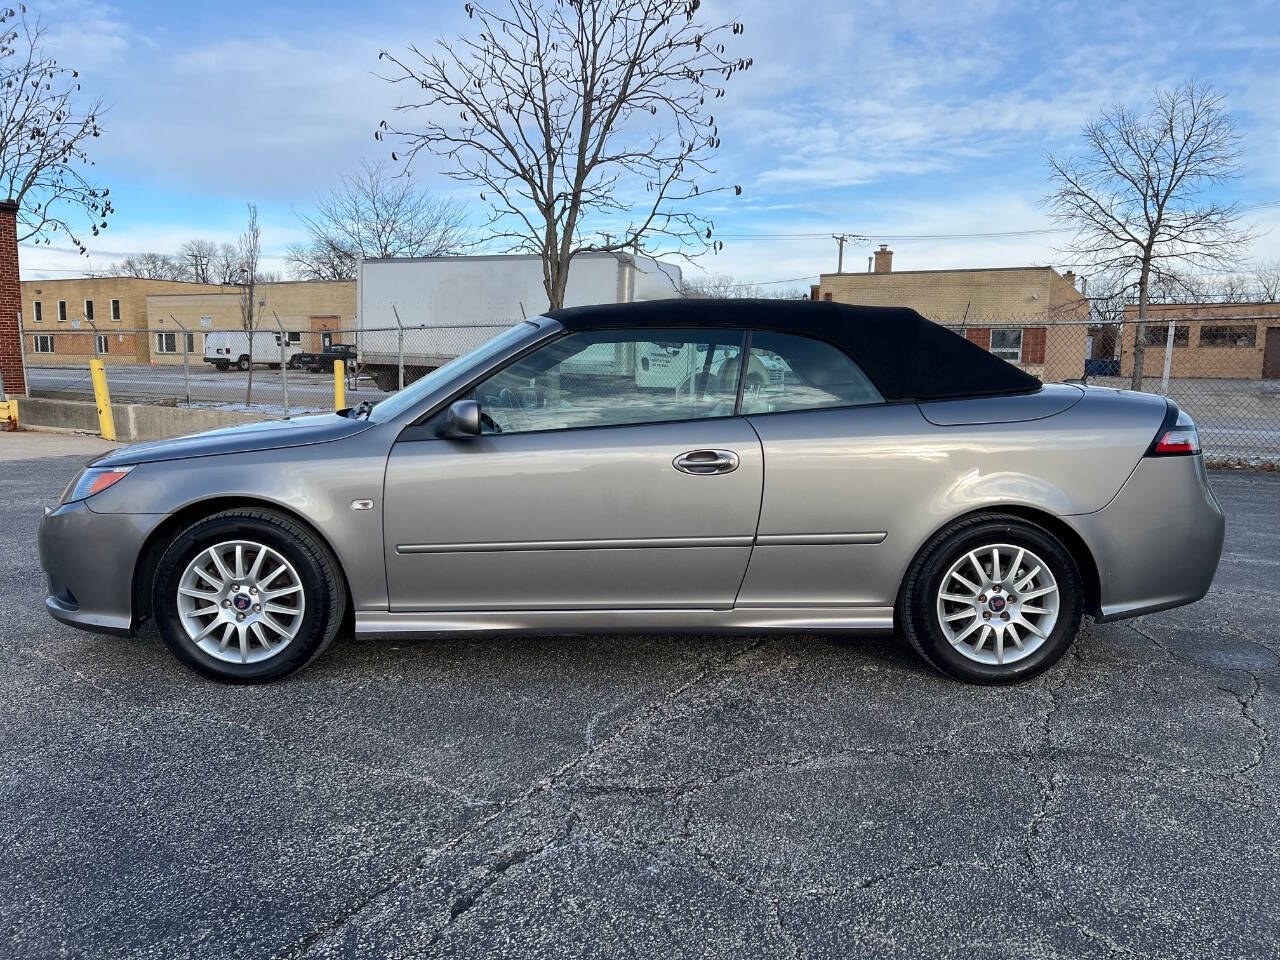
89;358;117;441
333;359;346;410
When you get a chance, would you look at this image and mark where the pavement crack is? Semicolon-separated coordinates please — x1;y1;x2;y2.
1130;619;1271;798
272;636;768;960
1022;768;1146;958
26;647;116;695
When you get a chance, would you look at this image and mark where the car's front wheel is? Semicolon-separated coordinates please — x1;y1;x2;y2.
898;514;1083;684
152;509;346;683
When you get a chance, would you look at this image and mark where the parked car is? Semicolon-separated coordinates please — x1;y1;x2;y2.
39;300;1224;684
286;344;357;373
204;330;303;371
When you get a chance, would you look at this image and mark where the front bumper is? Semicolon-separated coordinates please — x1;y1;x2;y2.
38;501;167;637
1067;455;1225;622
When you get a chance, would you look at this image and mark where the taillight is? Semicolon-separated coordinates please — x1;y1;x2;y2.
1146;403;1200;457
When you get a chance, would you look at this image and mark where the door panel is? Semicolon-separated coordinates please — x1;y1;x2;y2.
737;395;1162;609
383;418;763;611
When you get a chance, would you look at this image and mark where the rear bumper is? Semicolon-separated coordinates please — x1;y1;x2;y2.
38;501;167;637
1067;455;1225;622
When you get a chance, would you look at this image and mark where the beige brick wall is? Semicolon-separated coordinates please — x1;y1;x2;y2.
817;266;1057;322
1119;302;1280;380
146;281;355;364
21;277;230;365
815;265;1089;382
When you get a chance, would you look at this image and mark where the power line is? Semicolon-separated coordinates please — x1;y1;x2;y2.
717;200;1280;242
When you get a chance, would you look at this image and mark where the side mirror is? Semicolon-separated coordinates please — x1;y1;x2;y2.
438;399;481;439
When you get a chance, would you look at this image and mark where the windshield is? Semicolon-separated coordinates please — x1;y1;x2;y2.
368;322;541;422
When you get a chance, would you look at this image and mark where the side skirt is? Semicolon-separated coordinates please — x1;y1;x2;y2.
355;606;896;638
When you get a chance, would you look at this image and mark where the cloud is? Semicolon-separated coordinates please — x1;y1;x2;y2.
13;0;1280;286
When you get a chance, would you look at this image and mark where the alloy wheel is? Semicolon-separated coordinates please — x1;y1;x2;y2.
175;540;306;664
935;543;1060;666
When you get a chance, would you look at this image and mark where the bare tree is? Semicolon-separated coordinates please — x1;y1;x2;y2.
0;8;113;252
377;0;749;310
286;160;467;280
1253;260;1280;302
179;239;220;284
1047;81;1250;389
107;251;191;280
682;272;804;299
238;205;263;406
211;242;243;285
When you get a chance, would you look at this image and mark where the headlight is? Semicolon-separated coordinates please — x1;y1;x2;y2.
62;465;135;503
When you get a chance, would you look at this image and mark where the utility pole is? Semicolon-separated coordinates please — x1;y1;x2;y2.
831;234;865;274
832;235;849;273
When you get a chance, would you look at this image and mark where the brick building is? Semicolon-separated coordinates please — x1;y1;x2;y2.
19;277;356;366
1119;301;1280;380
146;280;355;364
0;202;26;395
812;247;1089;383
21;277;232;365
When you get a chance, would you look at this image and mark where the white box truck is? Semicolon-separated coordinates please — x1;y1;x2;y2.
204;331;304;371
355;252;683;390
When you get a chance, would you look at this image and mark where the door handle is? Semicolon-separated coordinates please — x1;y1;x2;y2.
673;449;740;475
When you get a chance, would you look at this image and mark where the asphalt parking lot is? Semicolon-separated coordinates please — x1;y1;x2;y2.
1;444;1278;959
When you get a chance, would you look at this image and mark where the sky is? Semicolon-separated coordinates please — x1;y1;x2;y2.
16;0;1280;291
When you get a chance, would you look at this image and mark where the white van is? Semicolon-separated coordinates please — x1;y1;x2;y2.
203;331;303;371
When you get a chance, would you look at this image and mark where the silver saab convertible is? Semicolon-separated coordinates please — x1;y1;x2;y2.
38;300;1225;684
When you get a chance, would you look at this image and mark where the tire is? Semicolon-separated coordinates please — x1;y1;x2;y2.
152;509;347;683
237;355;250;372
369;367;398;391
897;514;1083;684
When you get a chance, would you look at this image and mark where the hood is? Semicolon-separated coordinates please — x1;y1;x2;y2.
92;413;376;467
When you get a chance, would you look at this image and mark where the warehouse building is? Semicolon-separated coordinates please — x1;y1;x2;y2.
146;280;355;365
21;277;230;365
19;277;356;366
811;247;1089;383
1120;301;1280;380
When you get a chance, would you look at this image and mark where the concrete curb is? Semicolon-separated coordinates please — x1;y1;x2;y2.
14;396;274;442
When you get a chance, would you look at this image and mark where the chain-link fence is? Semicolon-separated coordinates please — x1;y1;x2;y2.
17;313;1280;464
19;322;516;417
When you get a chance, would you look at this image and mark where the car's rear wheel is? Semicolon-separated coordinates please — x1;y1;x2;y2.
236;355;250;371
152;509;346;683
898;514;1082;684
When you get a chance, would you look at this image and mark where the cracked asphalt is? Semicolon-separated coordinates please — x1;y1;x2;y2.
2;450;1278;959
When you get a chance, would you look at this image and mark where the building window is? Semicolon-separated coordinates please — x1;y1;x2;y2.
84;299;94;322
155;332;196;354
57;300;67;323
989;328;1023;362
34;334;54;353
32;301;42;323
1144;324;1189;347
111;298;121;321
95;334;110;354
1199;324;1256;348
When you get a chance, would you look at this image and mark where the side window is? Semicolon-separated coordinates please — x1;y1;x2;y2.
474;328;744;434
740;331;882;415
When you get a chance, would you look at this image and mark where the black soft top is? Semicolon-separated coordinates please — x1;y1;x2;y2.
546;299;1041;402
